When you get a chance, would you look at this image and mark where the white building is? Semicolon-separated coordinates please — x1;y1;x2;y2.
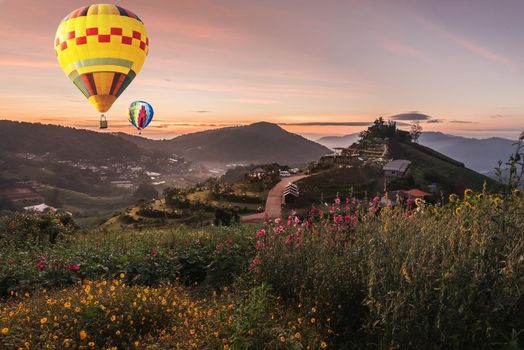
24;203;57;212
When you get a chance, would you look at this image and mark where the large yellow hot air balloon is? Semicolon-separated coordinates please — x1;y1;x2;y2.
54;4;149;128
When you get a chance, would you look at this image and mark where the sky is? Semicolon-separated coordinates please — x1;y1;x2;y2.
0;0;523;140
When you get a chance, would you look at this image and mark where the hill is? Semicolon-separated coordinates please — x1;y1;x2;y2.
316;133;359;149
316;130;517;176
0;120;142;161
120;122;330;165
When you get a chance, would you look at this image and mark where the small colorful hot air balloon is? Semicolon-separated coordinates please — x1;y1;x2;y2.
128;101;154;134
54;4;149;129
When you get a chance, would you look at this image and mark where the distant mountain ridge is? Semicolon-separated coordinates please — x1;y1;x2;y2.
0;120;142;161
316;131;517;175
120;122;330;165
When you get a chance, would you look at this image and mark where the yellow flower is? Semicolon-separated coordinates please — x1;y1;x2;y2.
415;198;423;207
134;341;140;347
464;189;473;197
320;341;328;348
1;327;8;334
311;306;317;313
119;273;125;279
310;317;316;324
79;330;87;340
88;342;95;348
455;207;462;215
64;302;71;309
294;332;301;339
449;194;458;203
46;299;57;305
279;335;286;343
190;329;196;335
75;307;81;313
40;317;48;324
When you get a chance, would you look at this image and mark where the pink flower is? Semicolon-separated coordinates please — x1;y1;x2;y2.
150;248;158;257
335;197;341;205
68;264;79;272
256;229;266;238
346;197;350;204
36;258;45;269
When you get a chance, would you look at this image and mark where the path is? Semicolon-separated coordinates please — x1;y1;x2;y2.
241;174;309;223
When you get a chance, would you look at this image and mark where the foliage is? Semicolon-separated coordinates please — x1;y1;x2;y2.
252;190;524;348
495;131;524;191
0;211;77;246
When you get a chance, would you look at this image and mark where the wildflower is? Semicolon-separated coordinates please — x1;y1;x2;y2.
119;273;125;279
455;207;462;215
1;327;8;334
310;317;316;324
134;341;140;347
111;315;116;322
88;342;95;347
280;335;286;343
68;264;79;272
311;306;316;313
464;188;473;197
449;194;458;203
64;302;71;309
415;198;423;207
79;330;87;340
320;341;328;348
40;317;48;324
294;332;301;339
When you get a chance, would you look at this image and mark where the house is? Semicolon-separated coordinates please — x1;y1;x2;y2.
249;167;267;179
282;183;299;204
110;180;134;189
23;203;57;212
0;187;45;205
401;189;431;198
383;159;411;177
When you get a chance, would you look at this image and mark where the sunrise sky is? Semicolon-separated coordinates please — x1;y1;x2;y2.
0;0;523;140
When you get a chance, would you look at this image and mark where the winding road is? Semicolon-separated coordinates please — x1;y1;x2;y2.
241;174;309;223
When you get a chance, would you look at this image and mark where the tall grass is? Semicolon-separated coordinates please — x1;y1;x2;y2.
252;190;524;348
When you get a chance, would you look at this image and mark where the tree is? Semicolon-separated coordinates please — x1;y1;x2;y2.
410;121;423;143
133;183;158;200
359;117;398;140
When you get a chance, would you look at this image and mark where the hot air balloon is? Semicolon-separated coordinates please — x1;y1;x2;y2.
128;101;154;134
54;4;149;129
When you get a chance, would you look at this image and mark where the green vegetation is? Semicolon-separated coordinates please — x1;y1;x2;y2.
0;188;522;348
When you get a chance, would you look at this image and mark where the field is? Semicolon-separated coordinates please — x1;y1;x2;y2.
0;188;522;349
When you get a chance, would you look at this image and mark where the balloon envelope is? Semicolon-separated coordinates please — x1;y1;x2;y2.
128;101;154;130
55;4;149;113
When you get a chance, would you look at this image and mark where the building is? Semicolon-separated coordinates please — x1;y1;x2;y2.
24;203;57;212
383;159;411;177
401;189;431;198
0;187;45;206
110;180;134;189
249;167;267;179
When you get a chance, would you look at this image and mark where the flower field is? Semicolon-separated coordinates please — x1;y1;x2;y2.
0;188;523;349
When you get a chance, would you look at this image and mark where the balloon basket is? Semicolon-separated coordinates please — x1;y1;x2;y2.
99;115;108;129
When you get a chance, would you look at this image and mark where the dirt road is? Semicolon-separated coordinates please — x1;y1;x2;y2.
241;174;308;223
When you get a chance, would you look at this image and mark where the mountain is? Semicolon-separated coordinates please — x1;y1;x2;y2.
0;120;142;161
121;122;331;165
316;133;359;149
316;131;517;176
418;132;516;175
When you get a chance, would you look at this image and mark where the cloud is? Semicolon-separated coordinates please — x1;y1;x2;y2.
414;15;516;70
195;110;211;113
449;120;476;124
389;112;432;121
489;114;504;119
426;119;445;124
279;121;372;126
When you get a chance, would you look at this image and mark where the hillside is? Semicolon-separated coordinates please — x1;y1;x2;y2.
120;122;330;165
0;120;142;161
316;130;517;176
316;133;359;149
